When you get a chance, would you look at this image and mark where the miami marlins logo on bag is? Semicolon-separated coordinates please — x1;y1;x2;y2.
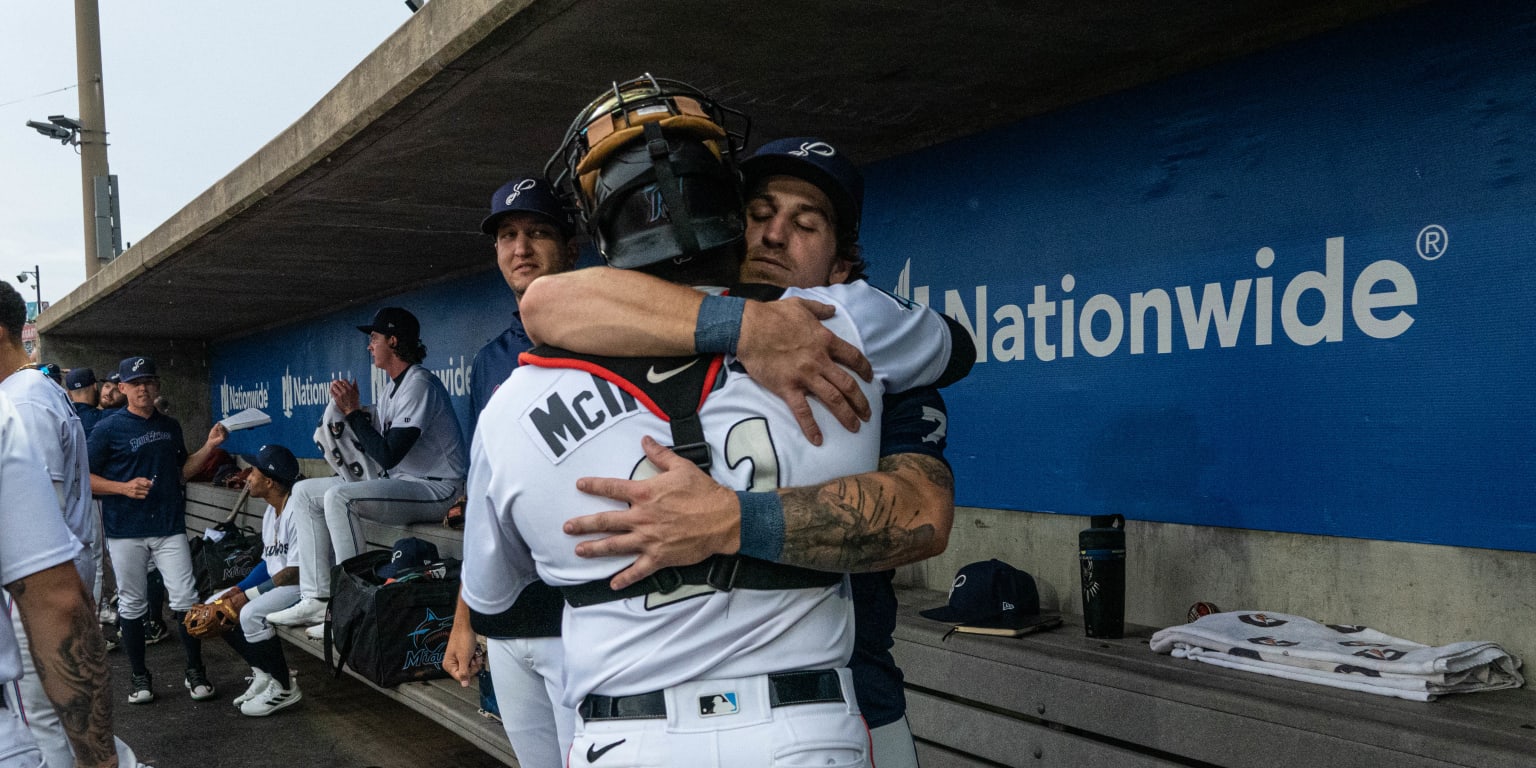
699;691;739;717
401;608;454;671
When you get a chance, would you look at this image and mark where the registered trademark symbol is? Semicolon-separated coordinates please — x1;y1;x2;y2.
1416;224;1447;260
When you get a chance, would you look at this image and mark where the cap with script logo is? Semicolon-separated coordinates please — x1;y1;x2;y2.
919;559;1042;629
740;137;864;242
480;177;573;236
118;356;158;383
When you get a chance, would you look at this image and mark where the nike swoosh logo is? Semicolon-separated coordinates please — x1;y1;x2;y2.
646;360;697;383
587;739;626;762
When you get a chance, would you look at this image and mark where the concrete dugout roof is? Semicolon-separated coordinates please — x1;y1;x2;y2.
38;0;1427;344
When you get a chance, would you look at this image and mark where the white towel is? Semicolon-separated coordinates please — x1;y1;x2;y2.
313;402;384;482
1149;611;1523;701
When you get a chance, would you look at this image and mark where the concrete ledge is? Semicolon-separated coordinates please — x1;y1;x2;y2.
893;586;1536;768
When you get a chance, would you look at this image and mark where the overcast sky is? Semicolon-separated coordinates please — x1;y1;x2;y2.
0;1;410;314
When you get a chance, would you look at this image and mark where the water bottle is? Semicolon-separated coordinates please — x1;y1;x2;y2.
1079;514;1126;638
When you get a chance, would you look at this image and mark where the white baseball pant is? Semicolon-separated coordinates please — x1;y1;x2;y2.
570;668;869;768
291;476;460;599
870;716;920;768
106;535;198;619
486;636;572;768
237;585;301;643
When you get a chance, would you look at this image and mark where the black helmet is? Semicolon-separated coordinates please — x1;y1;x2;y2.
546;74;750;270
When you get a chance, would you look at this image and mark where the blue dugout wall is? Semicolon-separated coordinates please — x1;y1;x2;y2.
211;0;1535;553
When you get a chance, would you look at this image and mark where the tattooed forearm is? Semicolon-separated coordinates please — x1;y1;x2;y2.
12;565;116;768
777;452;954;572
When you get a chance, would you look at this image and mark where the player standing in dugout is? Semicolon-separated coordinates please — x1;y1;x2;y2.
463;74;971;768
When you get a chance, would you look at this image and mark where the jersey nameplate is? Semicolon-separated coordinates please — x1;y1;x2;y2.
520;373;645;464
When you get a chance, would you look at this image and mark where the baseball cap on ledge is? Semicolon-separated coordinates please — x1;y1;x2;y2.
356;307;419;342
481;177;573;236
118;356;158;383
920;559;1042;629
740;137;864;242
65;367;97;390
236;444;302;487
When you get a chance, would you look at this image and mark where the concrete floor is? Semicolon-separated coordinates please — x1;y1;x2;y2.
107;627;505;768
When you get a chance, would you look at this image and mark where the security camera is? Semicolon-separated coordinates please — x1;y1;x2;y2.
16;273;28;284
25;120;72;141
47;115;83;132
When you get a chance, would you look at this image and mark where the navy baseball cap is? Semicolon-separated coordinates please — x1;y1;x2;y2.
378;537;440;580
356;307;420;342
740;137;865;242
237;444;302;487
480;177;573;236
106;372;121;384
118;356;158;383
920;559;1042;629
64;367;97;390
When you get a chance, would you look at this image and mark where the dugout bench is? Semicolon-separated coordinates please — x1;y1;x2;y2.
188;484;1534;768
185;483;518;766
892;587;1536;767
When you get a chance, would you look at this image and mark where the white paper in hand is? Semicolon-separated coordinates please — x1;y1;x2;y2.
219;407;271;432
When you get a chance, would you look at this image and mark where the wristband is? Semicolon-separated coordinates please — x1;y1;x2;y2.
736;491;785;562
694;294;746;355
245;585;262;599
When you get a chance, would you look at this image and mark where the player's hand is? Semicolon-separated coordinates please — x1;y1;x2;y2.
121;477;153;499
330;379;361;415
570;436;742;590
736;298;872;446
205;423;228;449
441;621;482;685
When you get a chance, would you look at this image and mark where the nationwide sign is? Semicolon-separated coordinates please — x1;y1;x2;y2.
858;0;1535;553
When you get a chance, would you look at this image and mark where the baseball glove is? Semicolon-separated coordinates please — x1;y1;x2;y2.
182;591;247;639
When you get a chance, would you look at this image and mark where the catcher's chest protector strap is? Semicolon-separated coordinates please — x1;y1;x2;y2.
519;345;842;607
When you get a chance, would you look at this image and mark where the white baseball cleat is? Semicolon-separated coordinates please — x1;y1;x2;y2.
240;677;302;717
266;597;327;626
305;622;325;641
233;667;273;707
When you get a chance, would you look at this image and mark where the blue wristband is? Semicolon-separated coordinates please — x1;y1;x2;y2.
695;294;747;355
737;491;785;562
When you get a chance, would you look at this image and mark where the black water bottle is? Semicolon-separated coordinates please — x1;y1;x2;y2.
1079;514;1126;638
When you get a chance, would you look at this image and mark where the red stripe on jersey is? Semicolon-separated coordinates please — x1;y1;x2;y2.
518;352;725;422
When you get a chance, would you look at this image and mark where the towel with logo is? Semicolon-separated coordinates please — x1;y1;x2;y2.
313;402;385;482
1149;611;1523;701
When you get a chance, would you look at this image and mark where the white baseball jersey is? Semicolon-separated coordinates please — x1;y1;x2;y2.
0;369;97;563
260;503;301;574
462;282;953;707
0;392;83;685
374;364;466;482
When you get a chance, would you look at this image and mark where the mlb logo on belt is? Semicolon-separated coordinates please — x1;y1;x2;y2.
698;692;738;717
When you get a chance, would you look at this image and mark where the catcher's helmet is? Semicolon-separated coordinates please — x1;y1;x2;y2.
545;74;750;270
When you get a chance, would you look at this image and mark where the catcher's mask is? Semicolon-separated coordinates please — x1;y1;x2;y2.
545;73;750;271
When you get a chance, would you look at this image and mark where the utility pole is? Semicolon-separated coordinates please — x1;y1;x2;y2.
75;0;117;278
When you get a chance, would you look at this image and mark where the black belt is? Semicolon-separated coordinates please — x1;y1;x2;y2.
561;555;841;607
578;669;844;721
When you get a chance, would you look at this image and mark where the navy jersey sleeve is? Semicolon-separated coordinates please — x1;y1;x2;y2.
87;414;115;475
877;386;949;463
